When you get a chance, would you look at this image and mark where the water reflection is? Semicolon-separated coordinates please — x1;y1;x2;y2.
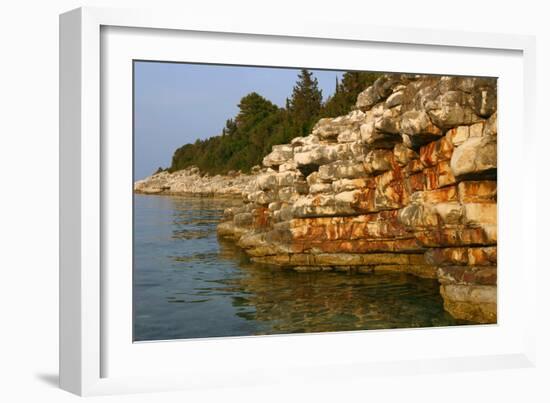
133;194;468;342
217;240;465;333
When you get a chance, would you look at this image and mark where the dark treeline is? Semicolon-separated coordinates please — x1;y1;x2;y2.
168;69;381;175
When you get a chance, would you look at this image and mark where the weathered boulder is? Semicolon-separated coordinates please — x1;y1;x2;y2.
446;122;485;147
450;135;497;179
312;110;365;141
293;143;362;170
331;178;371;193
425;91;484;129
385;90;404;108
360;120;402;149
393;143;419;166
291;193;357;218
363;150;394;174
400;110;443;148
374;107;401;134
356;74;412;111
319;160;367;180
262;144;294;168
440;284;496;323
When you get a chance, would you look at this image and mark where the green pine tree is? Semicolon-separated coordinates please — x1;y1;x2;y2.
321;71;381;117
168;70;382;175
288;69;323;136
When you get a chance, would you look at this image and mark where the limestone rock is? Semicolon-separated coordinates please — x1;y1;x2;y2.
208;73;498;326
312;110;365;141
356;86;381;111
393;143;418;166
360;121;402;148
374;107;401;134
356;74;412;111
319;160;367;180
385;90;404;108
364;150;394;174
262;144;294;168
425;247;497;266
440;284;496;323
291;193;357;218
400;110;443;148
483;113;498;137
425;91;484;129
134;166;255;196
450;135;497;179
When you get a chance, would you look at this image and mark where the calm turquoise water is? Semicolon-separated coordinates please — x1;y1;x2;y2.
133;194;467;341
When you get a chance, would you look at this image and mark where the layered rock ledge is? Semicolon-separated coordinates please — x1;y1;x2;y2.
217;74;498;324
134;166;255;197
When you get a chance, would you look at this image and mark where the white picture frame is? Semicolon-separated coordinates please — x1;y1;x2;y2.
59;6;537;396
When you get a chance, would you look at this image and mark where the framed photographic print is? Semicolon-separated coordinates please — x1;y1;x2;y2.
60;6;537;396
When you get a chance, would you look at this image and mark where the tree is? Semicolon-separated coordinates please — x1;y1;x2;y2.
287;69;323;136
168;70;382;176
235;92;278;130
322;71;381;117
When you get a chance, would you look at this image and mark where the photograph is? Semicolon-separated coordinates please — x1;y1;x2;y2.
132;61;498;342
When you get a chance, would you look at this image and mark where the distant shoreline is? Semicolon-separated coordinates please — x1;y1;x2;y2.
133;166;255;198
134;190;244;199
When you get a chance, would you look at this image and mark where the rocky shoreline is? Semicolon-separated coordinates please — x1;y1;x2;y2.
134;73;498;324
133;166;255;197
216;74;498;324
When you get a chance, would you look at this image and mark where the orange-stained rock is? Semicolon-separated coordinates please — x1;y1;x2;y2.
458;181;497;203
424;160;457;190
374;180;407;210
252;207;270;228
425;247;468;265
404;159;425;176
419;136;454;167
393;143;419;166
468;246;497;265
415;227;496;247
351;188;377;212
404;172;425;195
411;186;458;204
302;238;424;254
427;247;496;266
290;211;413;243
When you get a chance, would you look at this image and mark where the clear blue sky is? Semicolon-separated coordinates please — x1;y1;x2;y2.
134;61;344;180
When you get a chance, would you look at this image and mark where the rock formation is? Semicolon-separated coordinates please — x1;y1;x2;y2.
217;73;497;324
134;166;255;197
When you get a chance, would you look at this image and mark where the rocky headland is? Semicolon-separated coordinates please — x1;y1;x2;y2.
216;73;498;324
135;73;497;324
134;166;255;197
